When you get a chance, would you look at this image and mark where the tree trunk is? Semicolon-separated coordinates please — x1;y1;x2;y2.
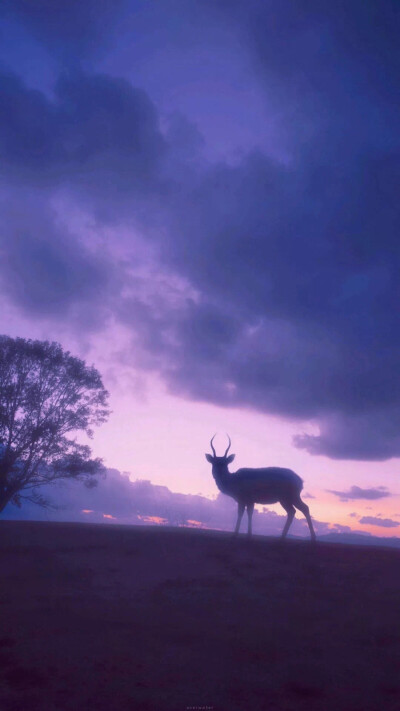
0;487;15;514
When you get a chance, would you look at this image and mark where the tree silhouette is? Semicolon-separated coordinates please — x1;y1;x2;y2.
0;335;110;514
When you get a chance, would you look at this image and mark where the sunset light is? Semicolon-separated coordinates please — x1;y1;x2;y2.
1;4;398;710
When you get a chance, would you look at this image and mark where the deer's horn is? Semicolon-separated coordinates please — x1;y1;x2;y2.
210;434;217;457
224;435;232;457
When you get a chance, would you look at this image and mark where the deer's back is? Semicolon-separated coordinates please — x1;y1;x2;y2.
231;466;303;504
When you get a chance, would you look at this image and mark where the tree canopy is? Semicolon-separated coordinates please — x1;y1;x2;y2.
0;335;110;513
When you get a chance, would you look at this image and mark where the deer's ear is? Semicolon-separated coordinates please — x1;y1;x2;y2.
226;454;235;464
205;454;214;463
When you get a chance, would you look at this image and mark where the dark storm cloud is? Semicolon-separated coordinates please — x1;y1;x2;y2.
0;0;128;60
294;410;400;461
0;68;166;324
0;195;112;322
327;486;391;503
0;70;166;198
213;0;399;151
129;0;400;460
359;516;399;528
116;145;400;458
1;1;400;460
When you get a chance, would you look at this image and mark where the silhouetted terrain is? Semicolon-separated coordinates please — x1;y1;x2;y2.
0;521;399;711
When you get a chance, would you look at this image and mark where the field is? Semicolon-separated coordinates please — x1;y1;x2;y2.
0;520;399;711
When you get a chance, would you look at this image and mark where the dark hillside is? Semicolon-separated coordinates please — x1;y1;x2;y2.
0;521;399;711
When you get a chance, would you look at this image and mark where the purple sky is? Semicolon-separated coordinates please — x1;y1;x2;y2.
0;1;399;537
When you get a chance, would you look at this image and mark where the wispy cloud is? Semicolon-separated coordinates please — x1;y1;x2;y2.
359;516;399;529
327;486;391;502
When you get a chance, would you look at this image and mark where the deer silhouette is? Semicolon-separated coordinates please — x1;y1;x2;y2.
206;435;316;540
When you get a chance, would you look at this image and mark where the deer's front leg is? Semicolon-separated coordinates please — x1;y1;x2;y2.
233;502;245;536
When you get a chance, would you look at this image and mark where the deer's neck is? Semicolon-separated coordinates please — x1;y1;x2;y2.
212;466;235;496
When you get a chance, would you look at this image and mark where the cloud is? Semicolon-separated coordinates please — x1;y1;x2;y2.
0;3;400;460
0;0;127;61
327;486;391;503
0;194;113;325
216;0;399;154
0;69;167;328
1;468;329;538
328;523;352;534
130;1;400;460
294;409;400;461
0;70;166;199
149;146;400;459
359;516;399;529
3;468;400;542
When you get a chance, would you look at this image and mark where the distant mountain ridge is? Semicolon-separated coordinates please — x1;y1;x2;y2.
316;532;400;549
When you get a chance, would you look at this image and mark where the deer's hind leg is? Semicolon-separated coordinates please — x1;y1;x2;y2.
293;496;316;541
233;502;245;536
247;502;254;537
279;501;295;539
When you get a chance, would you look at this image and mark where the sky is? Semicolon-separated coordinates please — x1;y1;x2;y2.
0;0;399;538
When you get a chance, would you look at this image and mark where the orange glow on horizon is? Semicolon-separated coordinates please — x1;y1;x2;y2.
137;515;168;525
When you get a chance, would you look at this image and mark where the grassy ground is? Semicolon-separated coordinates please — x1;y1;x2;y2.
0;520;399;711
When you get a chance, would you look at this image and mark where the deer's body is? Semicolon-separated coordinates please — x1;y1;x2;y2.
206;437;316;540
215;466;303;504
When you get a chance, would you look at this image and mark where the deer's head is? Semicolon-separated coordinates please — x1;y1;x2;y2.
205;435;235;481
